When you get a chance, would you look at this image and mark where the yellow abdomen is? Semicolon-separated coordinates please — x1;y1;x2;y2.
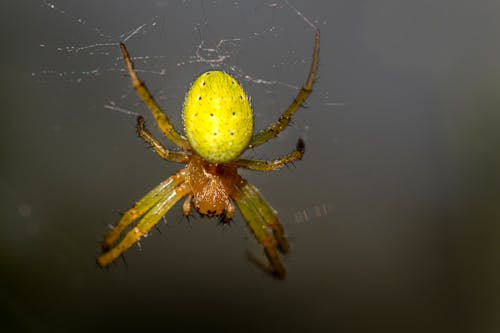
183;71;253;164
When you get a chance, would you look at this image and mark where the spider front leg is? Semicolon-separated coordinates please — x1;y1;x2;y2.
98;172;189;267
237;138;305;171
120;43;190;150
136;116;189;163
232;178;289;279
249;29;320;148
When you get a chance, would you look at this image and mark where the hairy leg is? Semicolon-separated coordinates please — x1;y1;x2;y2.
232;178;289;279
237;138;304;171
249;30;320;148
100;172;184;254
120;43;190;150
236;181;289;253
98;181;190;267
136;116;189;163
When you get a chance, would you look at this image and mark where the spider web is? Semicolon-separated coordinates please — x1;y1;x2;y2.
32;0;334;247
34;0;324;124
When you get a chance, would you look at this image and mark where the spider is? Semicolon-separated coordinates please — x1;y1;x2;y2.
97;30;320;279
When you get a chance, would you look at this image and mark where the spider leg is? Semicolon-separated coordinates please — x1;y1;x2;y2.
249;29;320;148
98;182;190;267
237;138;305;171
98;172;188;267
101;173;183;252
120;43;190;150
232;178;289;279
136;116;189;163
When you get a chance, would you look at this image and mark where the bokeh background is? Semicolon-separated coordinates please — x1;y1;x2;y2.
2;1;500;332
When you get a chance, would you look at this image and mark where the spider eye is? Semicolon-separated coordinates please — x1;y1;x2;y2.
183;71;253;163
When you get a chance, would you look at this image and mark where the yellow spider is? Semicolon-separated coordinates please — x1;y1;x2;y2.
98;30;320;279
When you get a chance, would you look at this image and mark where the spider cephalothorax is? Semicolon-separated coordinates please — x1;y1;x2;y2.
98;30;319;279
183;154;240;218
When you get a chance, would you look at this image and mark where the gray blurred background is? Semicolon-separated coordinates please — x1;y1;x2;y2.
1;1;500;332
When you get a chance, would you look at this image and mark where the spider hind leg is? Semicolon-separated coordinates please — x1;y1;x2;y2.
249;29;320;148
120;42;190;150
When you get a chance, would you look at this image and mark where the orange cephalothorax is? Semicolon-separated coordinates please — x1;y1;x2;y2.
184;154;240;217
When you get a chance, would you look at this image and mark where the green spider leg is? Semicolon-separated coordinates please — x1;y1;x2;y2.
237;138;304;171
98;173;189;267
136;116;189;163
120;43;191;151
249;29;320;148
232;178;289;279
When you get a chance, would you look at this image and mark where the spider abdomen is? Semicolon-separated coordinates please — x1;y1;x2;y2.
183;71;253;164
